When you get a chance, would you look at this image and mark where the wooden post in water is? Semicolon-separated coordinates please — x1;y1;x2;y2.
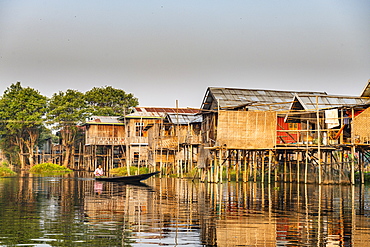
226;150;230;182
236;150;240;182
289;156;292;183
305;149;308;184
261;151;265;183
339;149;343;184
268;150;272;184
360;150;364;184
253;151;257;182
284;151;287;183
243;150;248;182
219;149;223;183
297;151;300;183
316;96;322;184
351;145;356;185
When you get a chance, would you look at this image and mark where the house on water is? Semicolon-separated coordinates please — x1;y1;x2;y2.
121;107;200;173
198;86;370;184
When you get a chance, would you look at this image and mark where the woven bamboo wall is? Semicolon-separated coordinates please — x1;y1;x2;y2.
352;107;370;143
217;111;277;149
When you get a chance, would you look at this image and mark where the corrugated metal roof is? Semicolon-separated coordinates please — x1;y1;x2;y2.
361;80;370;97
201;87;327;111
85;116;124;124
166;113;202;124
295;94;370;111
126;107;200;118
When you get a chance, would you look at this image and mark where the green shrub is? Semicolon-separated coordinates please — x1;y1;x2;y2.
30;163;72;174
110;166;149;176
2;161;9;167
0;166;16;177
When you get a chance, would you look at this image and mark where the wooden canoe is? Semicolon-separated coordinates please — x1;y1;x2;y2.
95;171;159;182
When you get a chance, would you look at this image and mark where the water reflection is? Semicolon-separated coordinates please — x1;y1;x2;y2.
0;173;369;246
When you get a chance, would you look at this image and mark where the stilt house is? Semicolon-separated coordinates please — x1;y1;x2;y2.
122;107;199;169
83;116;126;171
198;86;370;184
147;112;201;172
200;87;326;151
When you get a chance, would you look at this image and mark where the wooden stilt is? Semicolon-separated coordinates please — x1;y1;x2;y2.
253;151;257;182
243;150;248;182
268;150;272;184
305;149;308;184
284;151;287;183
289;157;292;183
351;145;356;185
236;150;240;182
261;151;265;183
360;150;364;184
297;152;300;183
219;149;223;183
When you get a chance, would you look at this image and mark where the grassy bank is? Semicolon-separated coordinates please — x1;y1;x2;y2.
109;166;149;176
0;162;16;177
30;163;72;175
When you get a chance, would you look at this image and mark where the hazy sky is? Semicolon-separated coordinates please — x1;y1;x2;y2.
1;0;369;108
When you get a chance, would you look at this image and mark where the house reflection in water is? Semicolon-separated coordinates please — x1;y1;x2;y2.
83;178;370;246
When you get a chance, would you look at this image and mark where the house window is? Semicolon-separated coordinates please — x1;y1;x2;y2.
136;122;144;136
289;123;298;130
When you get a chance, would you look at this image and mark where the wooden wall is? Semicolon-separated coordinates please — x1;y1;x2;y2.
352;107;370;144
217;111;277;149
85;124;125;145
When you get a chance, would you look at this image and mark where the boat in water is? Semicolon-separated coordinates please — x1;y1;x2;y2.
95;171;160;182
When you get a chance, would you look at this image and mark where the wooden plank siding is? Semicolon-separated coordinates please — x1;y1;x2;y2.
85;124;125;145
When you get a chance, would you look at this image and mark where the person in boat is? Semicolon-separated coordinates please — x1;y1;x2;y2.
94;165;104;177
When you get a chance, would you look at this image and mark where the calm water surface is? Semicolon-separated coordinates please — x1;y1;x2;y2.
0;173;369;246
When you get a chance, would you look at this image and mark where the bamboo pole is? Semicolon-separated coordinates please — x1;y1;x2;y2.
261;151;265;183
360;151;364;184
236;150;240;182
219;149;223;183
289;158;292;183
268;150;272;184
243;150;247;182
253;151;257;182
316;96;322;184
284;151;287;183
339;149;342;184
305;150;308;184
351;145;356;185
297;151;300;183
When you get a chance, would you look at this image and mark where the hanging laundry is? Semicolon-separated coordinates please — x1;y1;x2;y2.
325;109;339;129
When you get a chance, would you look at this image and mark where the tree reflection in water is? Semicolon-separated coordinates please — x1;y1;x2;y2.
0;174;370;246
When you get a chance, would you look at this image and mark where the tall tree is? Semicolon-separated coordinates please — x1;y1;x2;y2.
0;82;47;168
85;86;139;116
46;89;89;167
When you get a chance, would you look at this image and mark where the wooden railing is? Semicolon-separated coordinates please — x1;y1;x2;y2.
86;137;126;145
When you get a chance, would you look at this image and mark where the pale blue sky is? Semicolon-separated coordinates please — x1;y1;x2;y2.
0;0;369;108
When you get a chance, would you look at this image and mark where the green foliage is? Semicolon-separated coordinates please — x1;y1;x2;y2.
85;86;139;116
184;167;199;178
0;82;48;167
47;89;89;128
46;89;90;166
110;166;149;176
0;162;16;177
29;163;72;174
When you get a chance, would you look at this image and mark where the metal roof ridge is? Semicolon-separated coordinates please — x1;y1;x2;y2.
208;87;327;94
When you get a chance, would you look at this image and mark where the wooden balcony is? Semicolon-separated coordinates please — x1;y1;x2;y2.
86;137;126;145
